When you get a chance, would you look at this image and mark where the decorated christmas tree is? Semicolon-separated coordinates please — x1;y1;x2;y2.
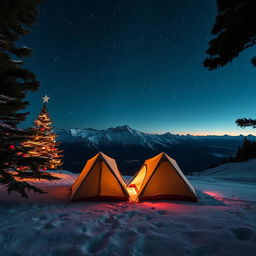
22;95;63;171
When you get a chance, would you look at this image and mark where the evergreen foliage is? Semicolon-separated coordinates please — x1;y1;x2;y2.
22;101;63;171
235;137;256;162
204;0;256;70
204;1;256;131
236;118;256;129
226;137;256;163
0;0;58;198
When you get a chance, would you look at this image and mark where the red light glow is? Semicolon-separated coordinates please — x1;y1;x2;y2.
203;191;223;198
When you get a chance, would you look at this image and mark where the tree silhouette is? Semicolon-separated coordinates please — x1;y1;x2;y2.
236;118;256;129
0;0;58;198
204;0;256;70
204;1;256;128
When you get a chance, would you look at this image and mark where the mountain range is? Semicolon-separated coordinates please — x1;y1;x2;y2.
57;125;256;175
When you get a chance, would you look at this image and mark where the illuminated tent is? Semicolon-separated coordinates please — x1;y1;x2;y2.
128;152;198;202
71;152;130;201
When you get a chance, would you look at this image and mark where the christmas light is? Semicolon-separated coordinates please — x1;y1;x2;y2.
22;95;63;171
8;144;15;150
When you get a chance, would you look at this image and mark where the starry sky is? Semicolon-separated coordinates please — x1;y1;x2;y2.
21;0;256;135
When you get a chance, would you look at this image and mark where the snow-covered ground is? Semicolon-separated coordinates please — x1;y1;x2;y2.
0;161;256;256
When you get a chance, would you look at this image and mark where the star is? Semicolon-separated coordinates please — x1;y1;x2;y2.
42;95;50;103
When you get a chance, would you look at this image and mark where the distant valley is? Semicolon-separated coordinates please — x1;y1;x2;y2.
57;125;256;175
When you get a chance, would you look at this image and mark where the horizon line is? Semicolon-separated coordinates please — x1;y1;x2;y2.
56;125;256;136
151;131;256;136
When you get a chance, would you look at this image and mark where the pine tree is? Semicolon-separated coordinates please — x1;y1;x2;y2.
204;0;256;70
22;95;63;171
204;1;256;129
228;137;256;162
0;0;58;198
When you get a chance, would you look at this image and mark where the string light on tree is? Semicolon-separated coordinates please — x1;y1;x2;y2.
22;95;63;171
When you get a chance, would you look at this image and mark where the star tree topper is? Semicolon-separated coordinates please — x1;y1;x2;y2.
42;95;50;103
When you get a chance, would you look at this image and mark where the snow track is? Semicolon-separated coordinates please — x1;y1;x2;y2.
0;163;255;256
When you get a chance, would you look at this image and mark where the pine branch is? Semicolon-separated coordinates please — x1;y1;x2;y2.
236;118;256;128
204;0;256;69
7;180;46;198
0;169;46;198
15;170;60;181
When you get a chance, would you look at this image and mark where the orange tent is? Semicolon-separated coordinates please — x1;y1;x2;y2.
71;152;130;201
128;152;198;202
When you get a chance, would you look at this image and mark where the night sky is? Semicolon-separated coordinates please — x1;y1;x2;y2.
21;0;256;135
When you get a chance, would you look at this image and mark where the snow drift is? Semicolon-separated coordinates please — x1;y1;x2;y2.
0;160;255;255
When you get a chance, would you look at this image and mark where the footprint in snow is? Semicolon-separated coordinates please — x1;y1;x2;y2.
31;215;48;223
125;210;139;218
43;219;66;230
59;213;69;218
145;215;155;221
51;247;84;256
94;209;104;213
152;222;164;228
80;225;88;233
231;227;254;241
113;214;125;220
98;215;113;224
135;225;149;234
39;215;48;220
156;210;168;215
84;231;111;254
44;222;55;230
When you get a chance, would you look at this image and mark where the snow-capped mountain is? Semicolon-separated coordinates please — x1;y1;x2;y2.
57;125;180;149
56;125;256;174
56;125;256;149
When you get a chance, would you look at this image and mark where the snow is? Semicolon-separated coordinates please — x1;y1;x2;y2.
0;95;15;102
11;60;23;65
55;126;256;156
56;126;181;148
0;122;23;131
0;161;256;255
56;126;256;147
200;159;256;183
